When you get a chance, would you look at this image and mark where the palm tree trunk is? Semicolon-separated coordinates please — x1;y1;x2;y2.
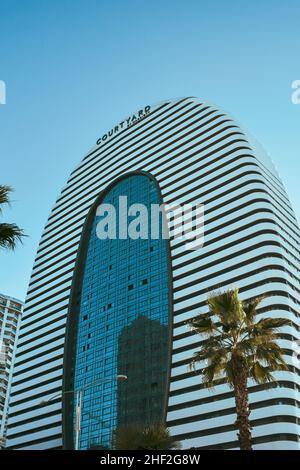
233;367;252;450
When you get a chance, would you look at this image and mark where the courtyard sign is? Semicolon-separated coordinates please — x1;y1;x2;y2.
96;105;151;145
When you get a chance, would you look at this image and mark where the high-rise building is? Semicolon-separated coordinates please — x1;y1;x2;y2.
7;98;300;450
0;294;23;448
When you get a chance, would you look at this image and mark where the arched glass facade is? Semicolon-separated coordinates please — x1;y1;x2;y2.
72;174;171;449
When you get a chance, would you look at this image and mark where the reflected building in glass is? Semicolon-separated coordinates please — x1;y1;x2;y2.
117;315;170;429
6;98;300;450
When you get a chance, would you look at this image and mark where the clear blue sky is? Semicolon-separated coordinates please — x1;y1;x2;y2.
0;0;299;300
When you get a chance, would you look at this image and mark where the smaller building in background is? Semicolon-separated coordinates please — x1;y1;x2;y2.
0;294;23;449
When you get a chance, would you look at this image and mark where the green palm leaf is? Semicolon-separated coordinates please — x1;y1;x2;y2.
0;185;13;208
113;423;181;450
0;223;25;250
0;185;25;251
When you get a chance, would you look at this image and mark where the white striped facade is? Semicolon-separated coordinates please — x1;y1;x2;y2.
6;97;300;449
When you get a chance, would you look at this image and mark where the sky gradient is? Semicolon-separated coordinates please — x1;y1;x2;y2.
0;0;299;300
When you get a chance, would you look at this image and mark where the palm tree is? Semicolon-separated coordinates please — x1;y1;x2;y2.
0;185;24;250
113;422;181;450
188;288;289;450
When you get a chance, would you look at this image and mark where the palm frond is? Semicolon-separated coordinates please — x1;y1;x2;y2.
0;185;13;209
208;288;243;325
189;351;206;370
255;343;289;369
254;317;290;334
243;295;266;324
249;362;275;384
188;314;215;336
201;350;228;388
0;223;25;250
113;423;181;450
113;424;141;450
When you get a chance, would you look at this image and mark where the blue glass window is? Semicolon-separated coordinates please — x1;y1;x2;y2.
72;174;171;450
